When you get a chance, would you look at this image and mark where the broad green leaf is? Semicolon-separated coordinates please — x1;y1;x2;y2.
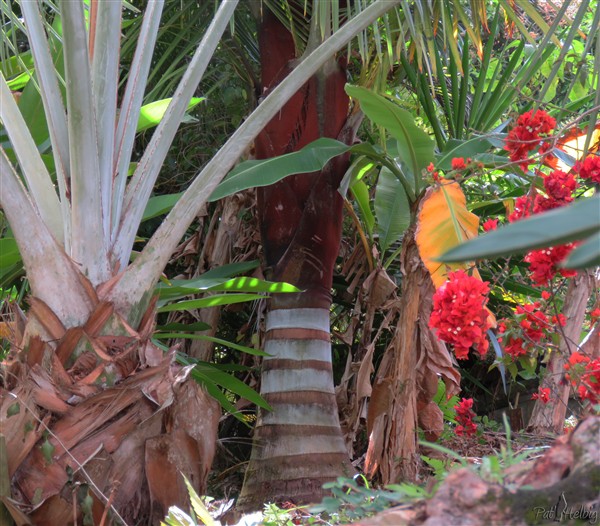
436;137;492;171
154;333;269;356
440;196;600;263
157;294;265;313
136;97;204;133
345;85;434;180
374;167;410;253
209;137;351;202
415;181;481;289
0;238;21;268
142;192;183;221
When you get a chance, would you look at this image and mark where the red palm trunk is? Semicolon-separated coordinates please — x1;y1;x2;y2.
238;8;355;508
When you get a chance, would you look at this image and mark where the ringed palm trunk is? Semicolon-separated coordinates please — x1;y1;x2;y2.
237;8;355;509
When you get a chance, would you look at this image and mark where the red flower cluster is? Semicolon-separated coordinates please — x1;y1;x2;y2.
531;387;551;404
451;157;468;171
505;109;556;170
574;155;600;184
524;244;578;286
454;398;478;436
482;218;499;232
515;302;549;343
430;271;492;360
497;299;563;359
542;169;577;204
565;352;600;406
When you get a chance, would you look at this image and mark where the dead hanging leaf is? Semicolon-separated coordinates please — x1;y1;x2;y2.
356;344;375;400
415;182;480;289
362;268;397;308
417;401;444;442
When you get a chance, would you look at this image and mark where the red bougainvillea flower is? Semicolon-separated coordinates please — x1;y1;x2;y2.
574;155;600;184
451;157;467;171
542;170;577;202
541;290;551;300
590;308;600;324
454;398;478;436
531;387;551;404
515;302;549;343
503;336;527;358
565;353;600;406
505;109;556;170
483;218;499;232
508;195;534;223
429;270;492;360
524;244;578;286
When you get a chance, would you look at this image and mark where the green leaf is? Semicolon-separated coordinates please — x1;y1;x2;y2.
563;231;600;269
142;192;183;221
374;167;410;252
0;238;21;269
156;261;260;302
136;97;204;133
155;321;212;332
351;179;375;236
209;137;351;202
7;402;20;417
204;277;300;294
439;196;600;262
41;439;55;463
157;294;265;313
436;137;492;171
345;85;434;180
161;507;195;526
154;333;269;357
183;475;215;526
194;364;272;411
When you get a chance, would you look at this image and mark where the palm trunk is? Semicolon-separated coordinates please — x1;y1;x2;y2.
239;301;353;506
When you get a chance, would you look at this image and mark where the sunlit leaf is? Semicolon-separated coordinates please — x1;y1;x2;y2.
136;97;204;133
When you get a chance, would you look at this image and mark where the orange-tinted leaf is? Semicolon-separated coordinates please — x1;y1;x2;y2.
415;182;480;288
553;124;600;171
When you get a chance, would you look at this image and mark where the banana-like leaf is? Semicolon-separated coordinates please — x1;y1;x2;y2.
374;167;410;252
439;196;600;264
208;138;351;202
345;85;434;184
137;97;204;133
415;181;480;289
